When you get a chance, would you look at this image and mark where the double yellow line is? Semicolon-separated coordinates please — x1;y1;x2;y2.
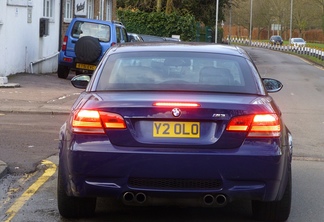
4;160;57;222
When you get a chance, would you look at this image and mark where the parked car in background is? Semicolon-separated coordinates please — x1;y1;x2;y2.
270;35;284;45
140;34;181;42
163;36;181;42
57;17;128;79
290;38;306;47
58;42;292;221
128;33;144;42
139;34;166;42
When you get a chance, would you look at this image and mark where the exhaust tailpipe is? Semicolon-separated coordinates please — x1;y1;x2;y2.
135;192;146;204
123;192;134;202
215;194;227;206
203;194;215;205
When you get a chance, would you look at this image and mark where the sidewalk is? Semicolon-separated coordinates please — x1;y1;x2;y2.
0;73;83;114
0;73;83;178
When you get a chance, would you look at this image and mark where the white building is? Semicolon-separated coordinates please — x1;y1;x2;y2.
0;0;117;77
0;0;61;77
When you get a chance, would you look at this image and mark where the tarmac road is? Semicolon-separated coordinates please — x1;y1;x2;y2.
1;48;324;221
0;72;83;177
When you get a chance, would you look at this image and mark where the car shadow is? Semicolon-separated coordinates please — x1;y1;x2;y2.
61;198;255;222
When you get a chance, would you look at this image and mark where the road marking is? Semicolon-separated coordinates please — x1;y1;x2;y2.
0;172;37;213
4;160;57;222
293;156;324;162
292;54;324;70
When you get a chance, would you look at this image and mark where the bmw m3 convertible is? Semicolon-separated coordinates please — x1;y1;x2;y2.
58;42;293;221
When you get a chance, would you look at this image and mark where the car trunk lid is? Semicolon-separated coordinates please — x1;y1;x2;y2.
74;91;278;149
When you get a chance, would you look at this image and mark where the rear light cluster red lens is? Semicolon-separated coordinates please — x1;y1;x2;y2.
61;36;68;51
72;110;126;134
63;57;73;62
226;114;281;137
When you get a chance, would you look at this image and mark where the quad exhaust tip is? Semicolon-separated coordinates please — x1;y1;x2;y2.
123;192;227;206
203;194;227;206
123;192;147;204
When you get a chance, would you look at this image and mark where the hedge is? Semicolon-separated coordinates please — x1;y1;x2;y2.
117;10;197;42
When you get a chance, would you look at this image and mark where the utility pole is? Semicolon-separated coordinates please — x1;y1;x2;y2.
249;0;253;45
215;0;219;43
289;0;293;42
229;0;232;45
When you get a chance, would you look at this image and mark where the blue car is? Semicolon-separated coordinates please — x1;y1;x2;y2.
58;42;293;221
57;17;128;79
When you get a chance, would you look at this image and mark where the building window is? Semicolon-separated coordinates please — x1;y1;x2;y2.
43;0;54;18
64;0;73;22
87;0;94;19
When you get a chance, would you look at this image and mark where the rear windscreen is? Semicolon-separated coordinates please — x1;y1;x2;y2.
97;51;259;94
71;21;111;42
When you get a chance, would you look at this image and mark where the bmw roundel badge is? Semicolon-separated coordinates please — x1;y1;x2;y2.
172;108;181;117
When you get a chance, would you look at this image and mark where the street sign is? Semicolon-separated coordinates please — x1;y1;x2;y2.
271;24;281;31
75;0;87;16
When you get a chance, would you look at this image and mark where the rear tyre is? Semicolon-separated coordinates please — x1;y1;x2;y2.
57;164;96;218
252;167;291;221
57;65;70;79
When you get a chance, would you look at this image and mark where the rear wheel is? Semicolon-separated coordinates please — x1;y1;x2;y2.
57;65;70;79
252;167;291;221
57;164;96;218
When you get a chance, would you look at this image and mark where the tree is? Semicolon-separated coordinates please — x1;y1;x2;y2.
225;0;324;38
157;0;162;12
227;0;250;37
117;0;230;27
313;0;324;30
253;1;275;39
166;0;173;14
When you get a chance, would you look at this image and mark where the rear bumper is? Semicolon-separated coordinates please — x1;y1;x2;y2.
58;51;98;72
59;138;291;205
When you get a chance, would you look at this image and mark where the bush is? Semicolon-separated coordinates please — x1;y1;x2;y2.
117;10;196;41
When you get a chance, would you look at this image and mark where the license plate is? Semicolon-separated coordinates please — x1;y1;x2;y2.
76;63;96;70
153;121;200;138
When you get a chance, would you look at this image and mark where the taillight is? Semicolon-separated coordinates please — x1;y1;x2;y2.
72;110;126;134
226;114;281;137
62;36;68;51
100;112;126;129
153;102;200;107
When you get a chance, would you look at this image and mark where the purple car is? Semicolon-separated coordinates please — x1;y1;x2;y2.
58;42;292;221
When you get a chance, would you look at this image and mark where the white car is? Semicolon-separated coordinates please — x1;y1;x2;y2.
290;38;306;46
